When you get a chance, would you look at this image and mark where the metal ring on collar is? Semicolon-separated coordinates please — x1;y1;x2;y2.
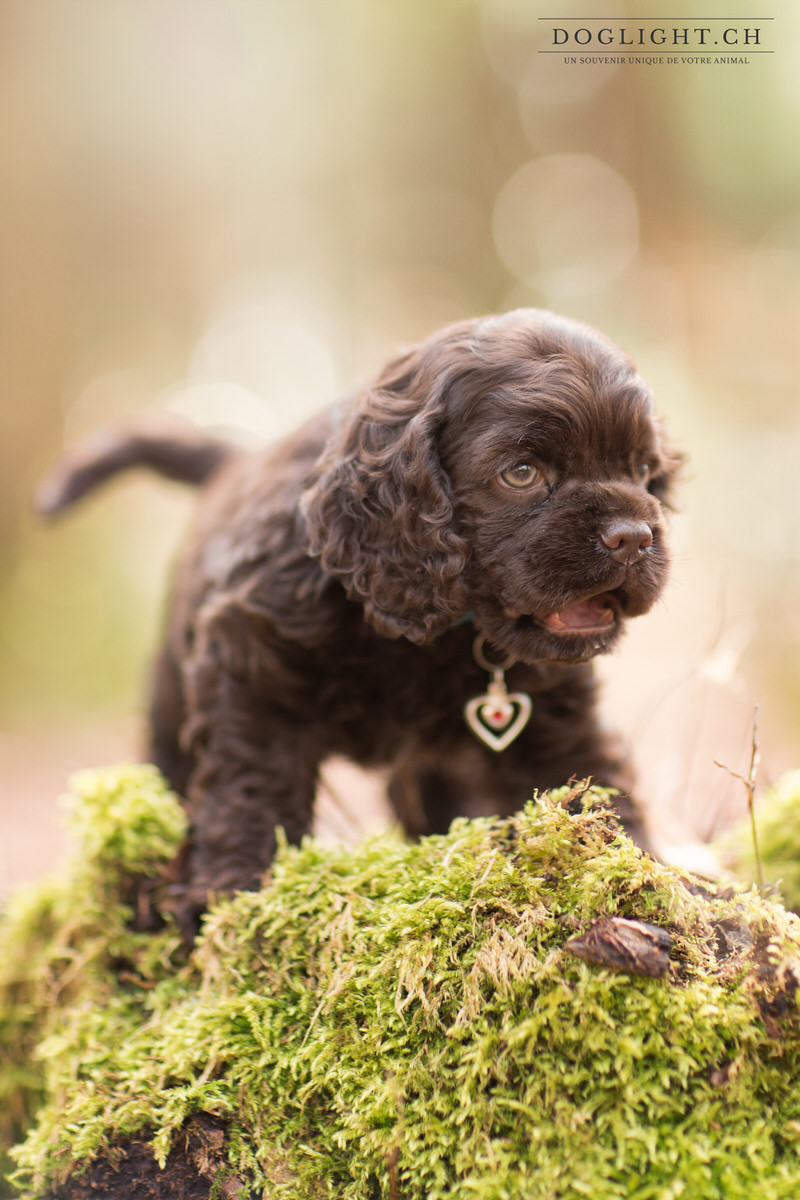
472;634;516;674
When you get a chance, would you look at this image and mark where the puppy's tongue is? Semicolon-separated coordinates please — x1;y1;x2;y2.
541;593;616;633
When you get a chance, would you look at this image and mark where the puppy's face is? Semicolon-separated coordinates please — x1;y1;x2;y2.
440;316;678;666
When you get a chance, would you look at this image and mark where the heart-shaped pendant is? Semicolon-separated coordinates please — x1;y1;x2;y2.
464;686;532;752
463;635;532;752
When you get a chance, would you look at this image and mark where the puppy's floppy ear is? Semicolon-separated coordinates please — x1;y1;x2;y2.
301;346;471;643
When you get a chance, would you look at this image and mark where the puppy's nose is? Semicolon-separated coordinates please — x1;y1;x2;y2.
600;519;653;565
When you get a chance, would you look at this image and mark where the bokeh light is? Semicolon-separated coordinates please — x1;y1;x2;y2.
492;154;640;298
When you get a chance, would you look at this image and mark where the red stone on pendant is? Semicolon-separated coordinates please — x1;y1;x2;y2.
484;703;513;729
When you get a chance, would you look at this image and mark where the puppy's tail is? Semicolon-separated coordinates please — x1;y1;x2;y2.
36;416;236;516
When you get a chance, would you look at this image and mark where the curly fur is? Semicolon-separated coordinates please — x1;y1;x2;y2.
39;308;683;925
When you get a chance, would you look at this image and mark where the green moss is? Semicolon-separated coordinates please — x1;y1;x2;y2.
3;767;800;1198
722;771;800;913
0;765;187;1191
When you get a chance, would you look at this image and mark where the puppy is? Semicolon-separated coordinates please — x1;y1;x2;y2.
39;309;682;924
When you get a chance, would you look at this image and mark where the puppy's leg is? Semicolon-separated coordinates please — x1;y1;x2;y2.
187;714;318;889
176;690;320;932
173;608;322;931
388;757;472;839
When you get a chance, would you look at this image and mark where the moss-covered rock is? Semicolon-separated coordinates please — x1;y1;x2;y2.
4;766;800;1199
0;765;188;1194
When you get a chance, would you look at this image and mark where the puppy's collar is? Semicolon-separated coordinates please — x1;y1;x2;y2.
449;610;475;630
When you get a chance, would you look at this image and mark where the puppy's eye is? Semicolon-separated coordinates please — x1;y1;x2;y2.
638;463;651;485
499;463;540;490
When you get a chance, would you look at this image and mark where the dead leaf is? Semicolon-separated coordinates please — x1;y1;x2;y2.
564;917;672;978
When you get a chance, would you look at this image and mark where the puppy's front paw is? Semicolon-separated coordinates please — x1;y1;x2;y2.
166;883;209;945
170;870;266;944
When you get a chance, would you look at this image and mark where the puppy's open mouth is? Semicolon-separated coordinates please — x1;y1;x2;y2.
505;590;624;636
541;590;621;635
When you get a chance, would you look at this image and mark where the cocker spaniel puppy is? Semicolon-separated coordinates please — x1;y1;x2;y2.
39;309;682;924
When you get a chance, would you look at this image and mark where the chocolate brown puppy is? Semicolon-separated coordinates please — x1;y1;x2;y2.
39;309;682;926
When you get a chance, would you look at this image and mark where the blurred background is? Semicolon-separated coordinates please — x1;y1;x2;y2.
2;0;798;892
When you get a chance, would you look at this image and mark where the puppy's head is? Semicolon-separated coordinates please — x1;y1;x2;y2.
303;308;682;664
439;310;681;664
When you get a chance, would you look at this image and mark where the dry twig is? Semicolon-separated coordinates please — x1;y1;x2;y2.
715;706;763;888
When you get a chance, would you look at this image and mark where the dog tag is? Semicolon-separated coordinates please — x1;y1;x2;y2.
464;674;532;752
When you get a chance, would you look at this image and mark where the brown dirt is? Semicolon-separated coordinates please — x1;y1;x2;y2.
45;1117;255;1200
